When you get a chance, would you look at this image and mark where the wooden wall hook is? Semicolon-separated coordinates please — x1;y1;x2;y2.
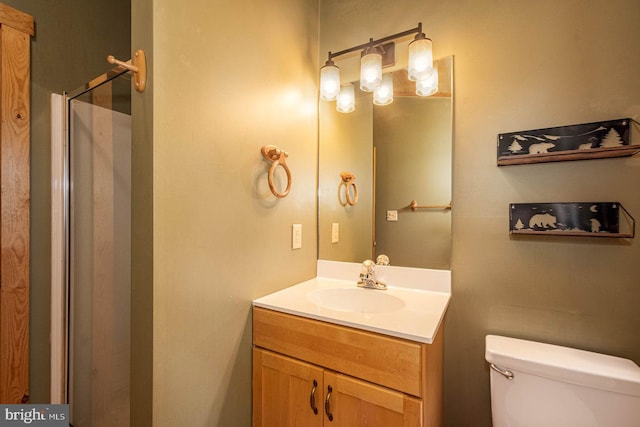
107;49;147;93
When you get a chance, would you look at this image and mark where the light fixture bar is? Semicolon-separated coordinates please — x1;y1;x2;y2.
326;23;422;62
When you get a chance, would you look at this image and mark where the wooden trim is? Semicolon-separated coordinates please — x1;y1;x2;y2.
0;24;31;404
404;395;423;427
252;348;264;427
422;325;443;427
253;307;423;397
0;4;34;36
372;147;376;258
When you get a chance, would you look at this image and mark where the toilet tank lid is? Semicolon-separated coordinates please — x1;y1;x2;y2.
485;335;640;397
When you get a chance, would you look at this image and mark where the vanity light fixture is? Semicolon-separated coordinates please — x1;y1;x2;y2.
320;59;340;101
336;83;355;113
407;24;433;82
360;40;383;92
319;22;436;112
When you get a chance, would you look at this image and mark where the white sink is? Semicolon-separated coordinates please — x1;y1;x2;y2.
253;262;451;343
308;287;405;313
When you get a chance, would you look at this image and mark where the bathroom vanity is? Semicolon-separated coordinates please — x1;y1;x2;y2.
252;261;450;426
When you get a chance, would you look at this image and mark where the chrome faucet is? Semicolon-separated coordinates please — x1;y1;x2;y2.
357;260;387;290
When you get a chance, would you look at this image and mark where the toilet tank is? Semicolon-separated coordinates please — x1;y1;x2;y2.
485;335;640;427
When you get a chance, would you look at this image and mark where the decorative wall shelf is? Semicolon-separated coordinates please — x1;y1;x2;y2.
497;118;636;166
498;145;640;166
509;202;635;238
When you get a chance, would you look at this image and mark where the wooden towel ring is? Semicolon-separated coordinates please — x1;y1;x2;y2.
261;145;291;198
340;171;358;206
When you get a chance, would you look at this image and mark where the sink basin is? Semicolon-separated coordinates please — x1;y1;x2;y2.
253;270;451;343
308;287;405;314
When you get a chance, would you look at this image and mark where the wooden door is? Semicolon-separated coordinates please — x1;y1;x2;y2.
253;348;324;427
0;4;33;404
324;371;422;427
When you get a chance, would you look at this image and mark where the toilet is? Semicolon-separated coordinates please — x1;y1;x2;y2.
485;335;640;427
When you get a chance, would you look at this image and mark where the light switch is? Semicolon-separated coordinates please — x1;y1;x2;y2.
331;223;339;243
386;210;398;221
292;224;302;249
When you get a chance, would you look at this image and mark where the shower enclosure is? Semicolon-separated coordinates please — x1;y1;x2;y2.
52;66;132;426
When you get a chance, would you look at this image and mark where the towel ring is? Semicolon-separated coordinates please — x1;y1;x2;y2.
340;171;358;206
261;145;291;198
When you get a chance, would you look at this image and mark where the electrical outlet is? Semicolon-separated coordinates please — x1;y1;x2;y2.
386;210;398;221
331;223;339;243
292;224;302;249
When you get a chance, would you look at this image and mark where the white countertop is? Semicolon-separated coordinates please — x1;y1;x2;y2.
253;261;451;344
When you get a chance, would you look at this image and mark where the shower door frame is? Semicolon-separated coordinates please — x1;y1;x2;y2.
50;65;130;404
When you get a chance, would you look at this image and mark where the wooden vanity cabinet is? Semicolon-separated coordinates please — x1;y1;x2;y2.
253;348;422;426
252;307;443;427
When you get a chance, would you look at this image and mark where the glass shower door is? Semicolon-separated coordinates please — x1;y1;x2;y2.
67;73;131;427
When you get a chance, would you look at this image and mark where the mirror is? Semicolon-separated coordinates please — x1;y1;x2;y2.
318;56;453;269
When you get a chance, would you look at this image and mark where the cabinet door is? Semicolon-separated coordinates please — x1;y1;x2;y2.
253;348;324;427
323;371;422;427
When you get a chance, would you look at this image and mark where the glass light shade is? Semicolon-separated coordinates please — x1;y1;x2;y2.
336;83;355;113
408;36;433;81
320;62;341;101
373;73;394;105
416;64;438;97
360;50;382;92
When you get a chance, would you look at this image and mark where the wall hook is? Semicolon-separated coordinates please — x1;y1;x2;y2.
261;145;291;198
107;49;147;93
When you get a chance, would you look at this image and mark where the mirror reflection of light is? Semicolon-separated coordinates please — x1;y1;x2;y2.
336;83;355;113
373;73;394;106
416;64;438;97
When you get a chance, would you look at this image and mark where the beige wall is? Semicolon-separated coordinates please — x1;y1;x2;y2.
144;0;319;424
321;1;640;426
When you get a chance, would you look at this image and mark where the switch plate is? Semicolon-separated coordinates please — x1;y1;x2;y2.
386;210;398;221
331;223;339;243
292;224;302;249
